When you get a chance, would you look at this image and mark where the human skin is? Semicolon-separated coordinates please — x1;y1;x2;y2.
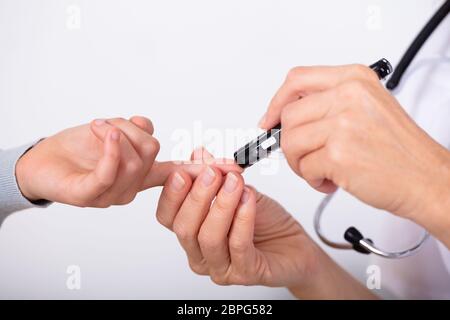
259;64;450;248
156;148;377;299
15;116;242;208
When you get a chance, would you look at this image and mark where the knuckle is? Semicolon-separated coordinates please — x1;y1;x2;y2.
109;117;127;126
162;185;186;205
287;66;305;81
213;196;230;214
336;80;365;101
93;198;111;208
229;237;249;254
280;131;290;152
189;261;208;276
173;221;195;242
116;193;137;205
141;138;160;158
146;119;155;134
280;102;295;125
95;176;113;190
94;203;110;209
155;212;171;229
234;209;252;226
197;232;209;248
152;138;160;153
188;189;207;207
134;116;154;133
210;274;228;286
298;158;308;178
146;117;154;129
73;192;96;205
126;158;144;173
72;201;88;208
198;231;223;252
350;64;375;80
230;273;254;286
335;114;353;131
325;143;347;166
106;147;120;160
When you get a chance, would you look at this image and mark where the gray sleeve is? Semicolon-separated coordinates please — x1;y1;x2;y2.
0;143;51;220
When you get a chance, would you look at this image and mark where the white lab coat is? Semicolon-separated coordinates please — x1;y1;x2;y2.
367;11;450;298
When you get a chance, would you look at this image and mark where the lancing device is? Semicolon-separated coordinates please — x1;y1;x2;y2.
234;58;393;169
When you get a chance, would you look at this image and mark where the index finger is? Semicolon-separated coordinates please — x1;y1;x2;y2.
142;159;243;189
106;118;160;164
261;64;377;129
130;115;154;135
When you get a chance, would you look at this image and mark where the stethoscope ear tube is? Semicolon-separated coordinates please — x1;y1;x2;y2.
386;0;450;90
314;191;430;259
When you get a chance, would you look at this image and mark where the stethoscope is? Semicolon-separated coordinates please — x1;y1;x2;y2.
314;0;450;259
234;0;450;259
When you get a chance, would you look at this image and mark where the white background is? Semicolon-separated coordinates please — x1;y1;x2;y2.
0;0;442;299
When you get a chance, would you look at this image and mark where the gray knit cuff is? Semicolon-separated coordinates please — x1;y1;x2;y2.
0;142;52;218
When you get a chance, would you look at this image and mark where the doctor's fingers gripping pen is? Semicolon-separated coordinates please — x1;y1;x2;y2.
233;58;393;169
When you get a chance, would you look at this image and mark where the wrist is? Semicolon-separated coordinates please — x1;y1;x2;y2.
15;146;40;202
288;242;376;299
287;248;334;299
411;155;450;246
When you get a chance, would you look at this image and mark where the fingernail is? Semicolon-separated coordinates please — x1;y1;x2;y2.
171;172;186;191
241;187;251;204
258;114;266;128
95;119;106;126
202;147;214;160
111;130;120;141
224;172;238;193
201;166;216;187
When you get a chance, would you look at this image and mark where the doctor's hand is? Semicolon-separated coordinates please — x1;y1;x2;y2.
156;149;375;299
260;64;450;235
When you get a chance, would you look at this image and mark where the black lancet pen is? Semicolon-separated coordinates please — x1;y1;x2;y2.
234;58;393;169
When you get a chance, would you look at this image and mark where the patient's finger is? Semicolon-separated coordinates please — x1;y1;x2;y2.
191;146;214;163
106;118;160;167
130;115;154;135
89;119;143;203
106;118;160;195
156;170;192;230
74;128;121;203
142;159;243;189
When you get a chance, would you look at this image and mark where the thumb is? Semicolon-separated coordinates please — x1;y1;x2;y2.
73;128;121;201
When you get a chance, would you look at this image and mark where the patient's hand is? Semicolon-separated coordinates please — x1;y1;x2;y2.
15;117;241;208
155;149;322;289
15;116;161;207
16;117;241;208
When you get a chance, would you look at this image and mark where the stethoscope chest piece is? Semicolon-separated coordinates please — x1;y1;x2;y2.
314;192;430;259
